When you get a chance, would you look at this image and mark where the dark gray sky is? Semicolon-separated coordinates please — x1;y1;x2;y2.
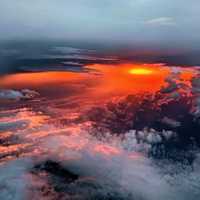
0;0;200;48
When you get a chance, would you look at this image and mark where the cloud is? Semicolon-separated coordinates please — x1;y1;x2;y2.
0;89;39;101
161;117;181;128
0;0;200;48
145;17;176;26
191;76;200;117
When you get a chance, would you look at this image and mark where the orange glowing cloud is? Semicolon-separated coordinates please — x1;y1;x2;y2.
86;63;171;97
0;62;196;108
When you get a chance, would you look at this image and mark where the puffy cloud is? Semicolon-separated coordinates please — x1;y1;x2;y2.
0;104;200;199
191;76;200;117
122;128;176;154
0;159;33;200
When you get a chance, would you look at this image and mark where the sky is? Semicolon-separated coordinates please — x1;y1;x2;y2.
0;0;200;48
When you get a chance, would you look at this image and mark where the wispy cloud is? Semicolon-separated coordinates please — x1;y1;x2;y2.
145;17;176;26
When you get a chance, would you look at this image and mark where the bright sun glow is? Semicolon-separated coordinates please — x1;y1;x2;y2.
129;68;153;75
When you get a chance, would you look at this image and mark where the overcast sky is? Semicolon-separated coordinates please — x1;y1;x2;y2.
0;0;200;48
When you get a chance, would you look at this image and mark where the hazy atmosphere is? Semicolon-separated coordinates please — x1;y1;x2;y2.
0;0;200;48
1;1;200;200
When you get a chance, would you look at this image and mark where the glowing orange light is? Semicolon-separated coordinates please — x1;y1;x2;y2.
129;68;153;75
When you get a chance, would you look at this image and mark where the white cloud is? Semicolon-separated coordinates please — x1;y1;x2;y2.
145;17;176;26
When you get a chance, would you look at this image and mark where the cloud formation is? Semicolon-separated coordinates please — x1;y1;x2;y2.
145;17;176;26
